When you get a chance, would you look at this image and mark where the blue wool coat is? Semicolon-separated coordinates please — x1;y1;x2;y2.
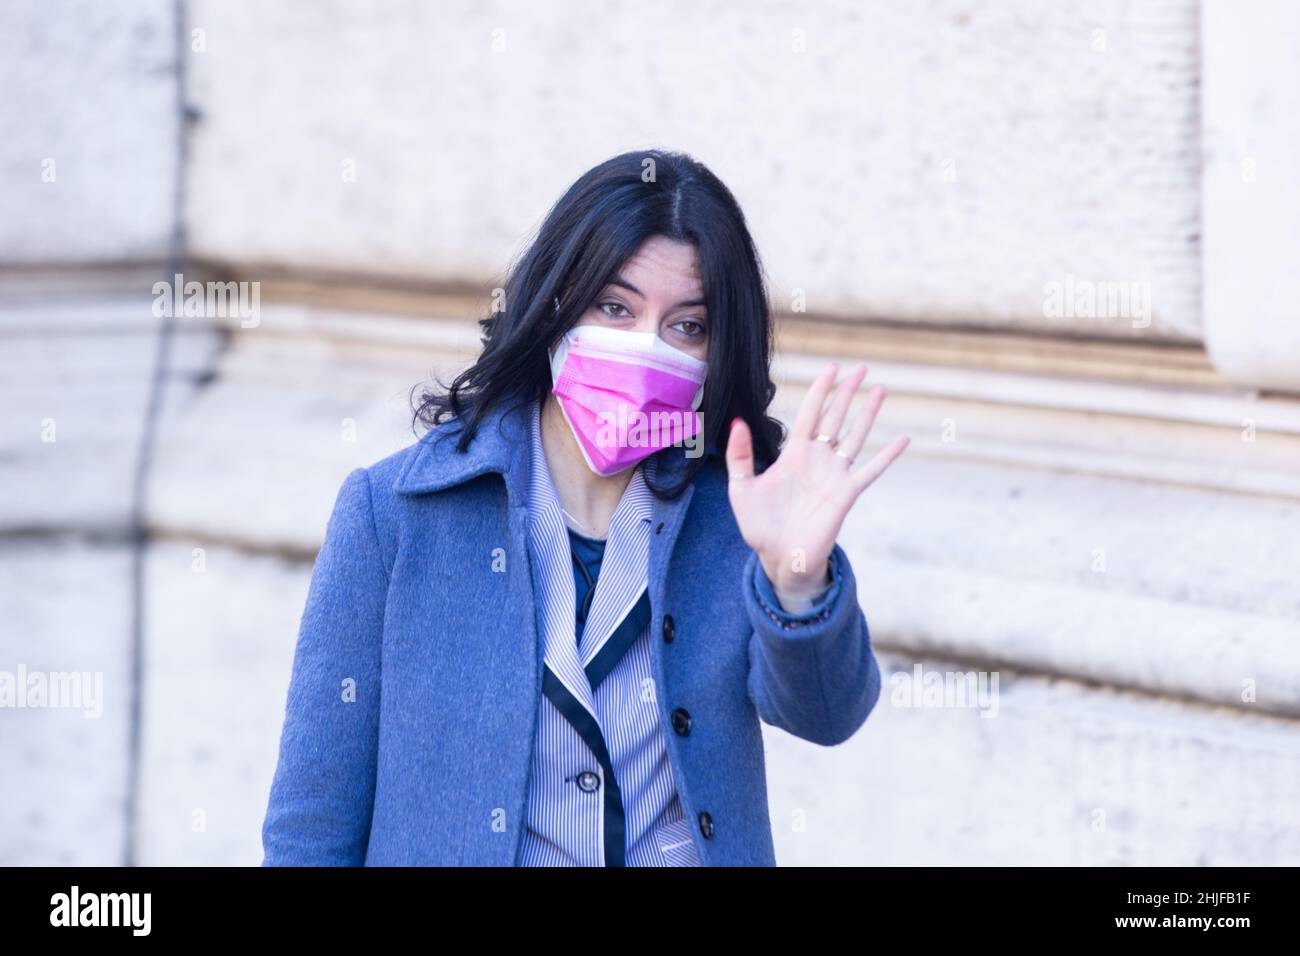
261;397;883;866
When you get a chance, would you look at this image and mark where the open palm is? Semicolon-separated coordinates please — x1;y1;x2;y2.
726;363;910;602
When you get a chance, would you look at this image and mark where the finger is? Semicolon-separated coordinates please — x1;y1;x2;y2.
791;363;839;441
817;363;867;444
725;415;755;482
845;435;910;498
837;384;887;462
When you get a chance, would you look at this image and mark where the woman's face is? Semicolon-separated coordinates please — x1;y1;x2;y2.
572;235;710;362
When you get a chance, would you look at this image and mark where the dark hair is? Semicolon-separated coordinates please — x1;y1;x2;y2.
411;148;785;499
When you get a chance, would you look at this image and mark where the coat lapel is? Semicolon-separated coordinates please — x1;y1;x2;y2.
575;469;653;668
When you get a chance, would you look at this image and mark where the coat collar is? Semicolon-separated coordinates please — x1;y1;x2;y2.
392;394;722;508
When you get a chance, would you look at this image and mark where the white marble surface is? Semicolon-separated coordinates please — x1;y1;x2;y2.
6;293;1297;865
182;0;1202;339
0;0;178;262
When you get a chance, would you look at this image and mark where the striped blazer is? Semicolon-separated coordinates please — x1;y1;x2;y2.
521;397;696;864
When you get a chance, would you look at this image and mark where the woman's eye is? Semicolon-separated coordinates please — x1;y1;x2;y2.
599;301;630;318
673;319;706;338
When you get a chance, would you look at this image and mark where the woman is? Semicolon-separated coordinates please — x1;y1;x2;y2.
261;149;909;867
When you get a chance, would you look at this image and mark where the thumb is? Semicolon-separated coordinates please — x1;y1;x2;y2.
725;416;754;482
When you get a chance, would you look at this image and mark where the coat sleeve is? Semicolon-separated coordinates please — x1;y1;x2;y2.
261;467;389;865
744;542;882;746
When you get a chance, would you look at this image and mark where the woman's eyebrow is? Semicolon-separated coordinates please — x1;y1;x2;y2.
607;274;707;310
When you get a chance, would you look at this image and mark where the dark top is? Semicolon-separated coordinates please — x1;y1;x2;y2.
567;527;607;646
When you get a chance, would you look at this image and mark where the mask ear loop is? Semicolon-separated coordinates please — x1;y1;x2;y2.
548;327;570;385
690;351;707;410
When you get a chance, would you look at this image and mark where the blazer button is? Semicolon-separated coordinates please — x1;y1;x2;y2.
671;707;692;735
576;771;599;792
698;810;714;839
662;614;675;643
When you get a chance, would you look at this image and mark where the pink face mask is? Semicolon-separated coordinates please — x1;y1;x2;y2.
548;324;708;477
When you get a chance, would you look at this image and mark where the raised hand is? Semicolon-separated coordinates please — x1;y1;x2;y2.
725;362;910;608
